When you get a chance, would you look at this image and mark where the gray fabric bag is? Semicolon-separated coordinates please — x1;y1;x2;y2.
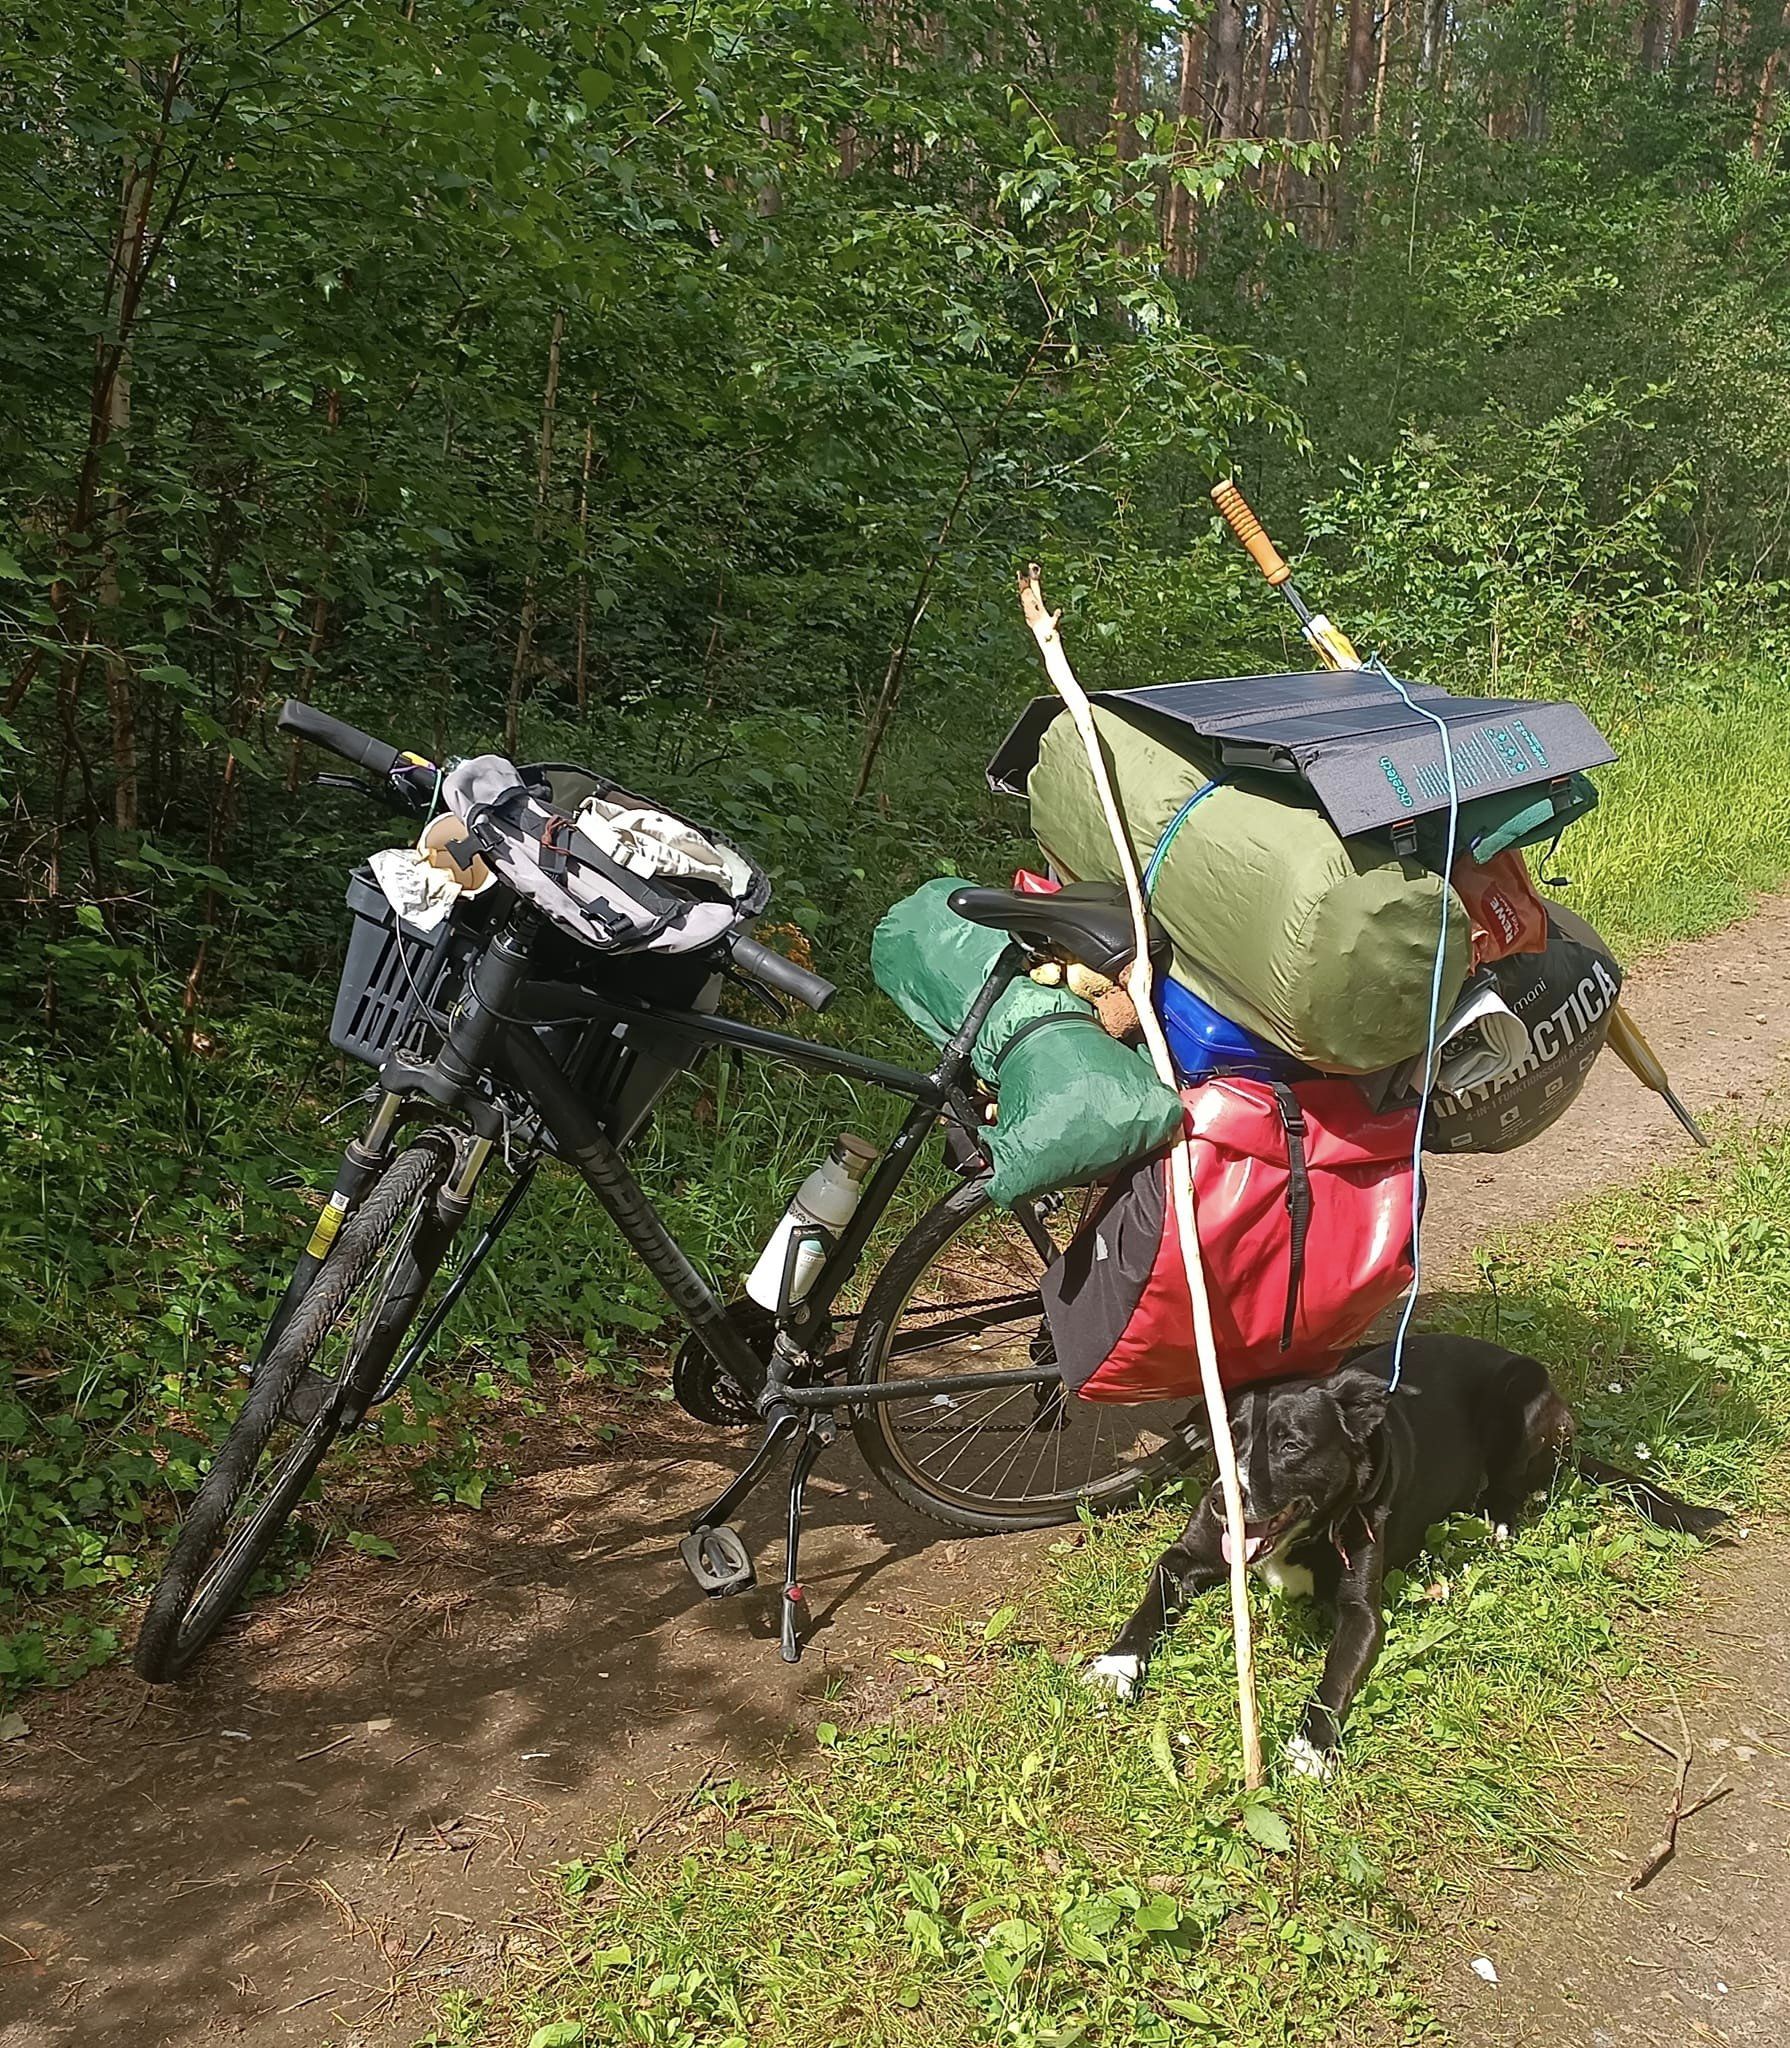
442;754;769;955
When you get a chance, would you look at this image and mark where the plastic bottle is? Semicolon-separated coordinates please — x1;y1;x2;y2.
746;1134;880;1310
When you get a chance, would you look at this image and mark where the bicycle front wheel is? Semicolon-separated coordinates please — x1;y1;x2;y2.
134;1132;458;1682
850;1175;1208;1533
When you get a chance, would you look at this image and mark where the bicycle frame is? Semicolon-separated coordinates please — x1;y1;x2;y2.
306;898;1063;1660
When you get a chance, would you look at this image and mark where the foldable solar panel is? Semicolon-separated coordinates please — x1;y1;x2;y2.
988;670;1616;839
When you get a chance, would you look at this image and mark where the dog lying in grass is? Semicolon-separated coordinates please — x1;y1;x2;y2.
1085;1334;1727;1776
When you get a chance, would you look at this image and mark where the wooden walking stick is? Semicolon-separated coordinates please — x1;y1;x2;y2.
1017;563;1265;1789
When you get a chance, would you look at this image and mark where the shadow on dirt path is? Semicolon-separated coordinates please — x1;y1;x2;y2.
7;899;1790;2046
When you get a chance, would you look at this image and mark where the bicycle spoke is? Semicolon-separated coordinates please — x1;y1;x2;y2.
866;1190;1201;1517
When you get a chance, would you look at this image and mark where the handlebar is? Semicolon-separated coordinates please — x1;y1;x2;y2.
278;698;408;781
729;932;837;1014
280;696;835;1011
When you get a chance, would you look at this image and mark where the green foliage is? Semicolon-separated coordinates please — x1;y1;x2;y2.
459;1131;1790;2047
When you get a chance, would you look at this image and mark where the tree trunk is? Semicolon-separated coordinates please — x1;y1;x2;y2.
1209;0;1249;138
1754;1;1790;145
573;419;595;714
1341;0;1376;142
1641;0;1671;68
87;57;179;833
1250;0;1287;136
1111;27;1141;160
284;386;342;792
1166;25;1208;276
1418;0;1447;86
854;335;1050;795
504;308;566;755
1334;0;1376;233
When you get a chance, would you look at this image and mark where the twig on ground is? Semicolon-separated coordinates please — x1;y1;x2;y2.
1603;1684;1735;1891
294;1730;359;1762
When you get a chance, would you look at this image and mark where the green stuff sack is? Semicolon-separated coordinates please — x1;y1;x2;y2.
1029;703;1470;1073
870;879;1183;1207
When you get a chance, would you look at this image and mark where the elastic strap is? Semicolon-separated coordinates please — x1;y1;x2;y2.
1143;775;1224;897
1272;1082;1312;1352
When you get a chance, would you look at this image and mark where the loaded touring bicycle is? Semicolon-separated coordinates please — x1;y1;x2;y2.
135;700;1207;1680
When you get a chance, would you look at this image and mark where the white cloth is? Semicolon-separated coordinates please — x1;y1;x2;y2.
573;795;754;897
369;845;463;935
1400;975;1531;1100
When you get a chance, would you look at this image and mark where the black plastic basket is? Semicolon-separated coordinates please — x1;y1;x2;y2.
329;866;464;1068
327;865;707;1147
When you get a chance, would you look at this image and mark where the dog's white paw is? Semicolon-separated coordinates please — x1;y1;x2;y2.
1491;1521;1512;1545
1082;1653;1142;1703
1283;1733;1337;1781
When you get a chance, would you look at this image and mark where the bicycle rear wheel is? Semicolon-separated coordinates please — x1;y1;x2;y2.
134;1132;457;1682
850;1176;1208;1532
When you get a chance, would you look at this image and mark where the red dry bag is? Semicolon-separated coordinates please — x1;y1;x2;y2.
1042;1078;1418;1404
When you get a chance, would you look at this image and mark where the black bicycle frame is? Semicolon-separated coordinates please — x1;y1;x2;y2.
334;901;1064;1663
361;902;1049;1415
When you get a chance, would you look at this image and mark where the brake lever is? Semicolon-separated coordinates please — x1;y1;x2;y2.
722;967;791;1021
312;771;416;818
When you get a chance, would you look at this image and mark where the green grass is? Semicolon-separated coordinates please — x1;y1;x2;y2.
1478;646;1790;959
430;1129;1790;2048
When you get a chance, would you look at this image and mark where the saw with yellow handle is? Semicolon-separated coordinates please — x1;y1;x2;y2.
1210;479;1362;672
1209;477;1710;1150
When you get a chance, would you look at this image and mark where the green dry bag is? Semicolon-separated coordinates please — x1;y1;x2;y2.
870;879;1183;1208
1029;703;1471;1072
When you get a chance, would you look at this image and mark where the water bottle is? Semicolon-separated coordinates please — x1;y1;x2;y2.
746;1134;880;1310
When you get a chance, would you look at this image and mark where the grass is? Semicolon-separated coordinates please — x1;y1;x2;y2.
1522;647;1790;958
426;1127;1790;2048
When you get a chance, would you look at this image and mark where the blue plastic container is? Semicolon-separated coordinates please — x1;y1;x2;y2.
1157;973;1301;1083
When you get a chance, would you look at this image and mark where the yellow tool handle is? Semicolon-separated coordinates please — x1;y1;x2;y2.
1211;480;1292;587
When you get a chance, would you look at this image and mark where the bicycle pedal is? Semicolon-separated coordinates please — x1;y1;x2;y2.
679;1524;756;1598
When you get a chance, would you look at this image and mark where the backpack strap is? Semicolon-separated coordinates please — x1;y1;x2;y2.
1271;1082;1312;1351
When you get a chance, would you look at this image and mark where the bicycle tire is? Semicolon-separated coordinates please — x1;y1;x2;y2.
849;1175;1207;1533
133;1133;457;1682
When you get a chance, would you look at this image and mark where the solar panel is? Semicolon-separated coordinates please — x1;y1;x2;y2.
988;670;1616;840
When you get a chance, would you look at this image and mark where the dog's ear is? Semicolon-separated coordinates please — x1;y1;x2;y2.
1327;1363;1390;1446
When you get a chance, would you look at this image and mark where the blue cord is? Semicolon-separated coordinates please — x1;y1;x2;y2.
1370;655;1460;1394
1143;776;1222;897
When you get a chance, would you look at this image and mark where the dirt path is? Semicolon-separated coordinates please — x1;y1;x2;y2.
7;899;1790;2048
1425;1526;1790;2048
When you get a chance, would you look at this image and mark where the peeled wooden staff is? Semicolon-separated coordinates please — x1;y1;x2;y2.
1017;563;1264;1789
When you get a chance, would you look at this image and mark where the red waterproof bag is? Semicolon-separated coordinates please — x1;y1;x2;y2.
1042;1078;1419;1404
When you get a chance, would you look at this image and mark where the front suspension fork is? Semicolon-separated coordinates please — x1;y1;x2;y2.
252;1089;406;1371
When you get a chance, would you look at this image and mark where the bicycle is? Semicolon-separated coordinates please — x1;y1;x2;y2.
135;699;1206;1681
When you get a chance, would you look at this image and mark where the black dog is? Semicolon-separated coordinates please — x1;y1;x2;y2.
1086;1335;1727;1775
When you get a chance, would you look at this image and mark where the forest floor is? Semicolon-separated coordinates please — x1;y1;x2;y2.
5;900;1790;2048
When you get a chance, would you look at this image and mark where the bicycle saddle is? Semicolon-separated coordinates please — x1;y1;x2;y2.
947;882;1171;982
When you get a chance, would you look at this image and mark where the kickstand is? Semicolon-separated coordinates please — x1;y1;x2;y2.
779;1416;832;1664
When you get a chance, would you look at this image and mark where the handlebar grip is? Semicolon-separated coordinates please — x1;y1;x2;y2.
729;932;837;1014
1211;479;1292;588
277;698;403;779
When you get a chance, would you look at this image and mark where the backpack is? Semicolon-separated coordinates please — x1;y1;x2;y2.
441;755;769;955
1042;1077;1419;1404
